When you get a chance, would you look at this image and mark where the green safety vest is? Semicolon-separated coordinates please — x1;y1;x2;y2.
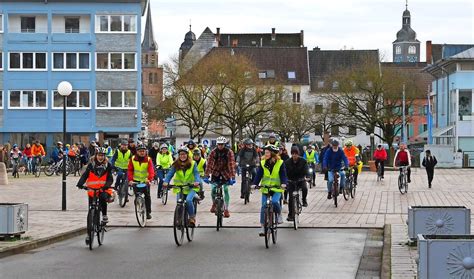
106;147;113;158
132;156;149;183
157;153;173;169
115;150;131;169
173;160;196;186
260;159;284;193
266;140;280;148
196;158;206;176
188;147;199;159
305;151;316;163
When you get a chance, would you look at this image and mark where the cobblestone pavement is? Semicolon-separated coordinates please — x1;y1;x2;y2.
1;168;473;278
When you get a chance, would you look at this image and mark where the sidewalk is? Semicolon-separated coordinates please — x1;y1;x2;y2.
1;168;474;277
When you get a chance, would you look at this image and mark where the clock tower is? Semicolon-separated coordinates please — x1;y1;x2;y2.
393;1;420;63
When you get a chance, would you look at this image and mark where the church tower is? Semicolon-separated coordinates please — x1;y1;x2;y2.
393;1;420;63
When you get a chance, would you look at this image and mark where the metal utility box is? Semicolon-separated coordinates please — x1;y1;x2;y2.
0;203;28;236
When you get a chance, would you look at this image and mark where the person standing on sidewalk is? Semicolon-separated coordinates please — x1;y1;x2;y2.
422;150;437;188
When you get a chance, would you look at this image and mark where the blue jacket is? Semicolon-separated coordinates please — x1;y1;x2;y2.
322;147;349;171
253;160;288;185
164;163;201;184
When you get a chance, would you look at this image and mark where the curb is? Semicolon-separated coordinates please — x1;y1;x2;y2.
0;227;86;259
381;224;392;279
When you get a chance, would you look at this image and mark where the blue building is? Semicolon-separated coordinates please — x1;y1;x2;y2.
0;0;147;152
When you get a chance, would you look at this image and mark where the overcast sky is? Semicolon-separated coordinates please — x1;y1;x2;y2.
149;0;473;64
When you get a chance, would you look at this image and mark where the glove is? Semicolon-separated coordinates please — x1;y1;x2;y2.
76;185;85;190
229;178;236;185
281;184;287;189
203;177;210;184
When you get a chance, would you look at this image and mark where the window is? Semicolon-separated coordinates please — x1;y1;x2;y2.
0;14;3;33
292;92;300;103
154;73;158;84
95;15;137;33
149;73;153;84
331;126;339;136
0;91;3;108
460;62;474;71
396;45;401;55
95;91;137;109
21;16;35;33
266;70;275;79
408;46;416;54
288;71;296;79
332;81;339;90
53;91;90;109
65;17;80;33
0;53;3;70
8;90;47;109
348;126;357;136
314;104;323;113
9;52;47;70
96;53;136;71
258;71;267;79
317;81;325;89
53;53;90;70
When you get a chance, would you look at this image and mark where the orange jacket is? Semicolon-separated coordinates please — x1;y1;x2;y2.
31;144;46;156
343;146;359;166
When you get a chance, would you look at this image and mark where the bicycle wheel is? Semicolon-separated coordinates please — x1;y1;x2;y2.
333;182;338;208
342;184;349;201
272;211;278;244
173;205;185;246
35;164;41;177
97;210;105;246
186;200;196;242
135;196;147;227
216;199;223;231
118;181;128;208
87;208;95;250
44;164;55;176
293;196;299;230
312;171;316;188
351;180;357;199
377;165;382;181
243;181;249;205
162;187;168;205
404;177;408;194
264;207;271;249
398;175;405;194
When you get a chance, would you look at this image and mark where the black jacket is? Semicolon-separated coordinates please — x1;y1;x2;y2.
77;159;114;189
148;147;159;164
422;156;437;169
284;156;309;181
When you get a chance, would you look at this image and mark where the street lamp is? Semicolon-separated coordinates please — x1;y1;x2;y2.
370;133;375;160
58;81;72;211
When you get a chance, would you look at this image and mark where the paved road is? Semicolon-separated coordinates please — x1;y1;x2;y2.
0;228;368;279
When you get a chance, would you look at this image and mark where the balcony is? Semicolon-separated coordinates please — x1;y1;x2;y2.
7;14;48;43
51;15;91;43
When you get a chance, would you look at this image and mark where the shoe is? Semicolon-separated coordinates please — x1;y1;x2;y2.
189;217;196;227
428;184;432;188
327;192;332;199
146;213;152;220
408;179;411;183
224;210;230;218
259;227;265;237
287;216;294;222
210;203;216;213
277;214;283;224
302;200;308;207
381;176;384;179
85;236;90;245
283;199;288;205
240;195;244;199
354;182;358;186
102;215;109;224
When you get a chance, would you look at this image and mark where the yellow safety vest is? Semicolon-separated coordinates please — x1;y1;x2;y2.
115;150;131;169
173;161;196;186
157;153;173;169
305;151;316;163
196;158;206;176
132;156;149;183
188;148;199;159
260;159;284;193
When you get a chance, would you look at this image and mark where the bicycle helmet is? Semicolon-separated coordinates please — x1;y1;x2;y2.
57;141;63;146
216;136;227;144
330;138;340;146
264;144;279;153
177;146;189;154
160;144;168;149
187;140;195;146
345;139;353;146
137;144;146;150
96;147;107;154
193;149;201;156
243;138;254;145
13;144;18;148
269;133;276;139
120;140;128;145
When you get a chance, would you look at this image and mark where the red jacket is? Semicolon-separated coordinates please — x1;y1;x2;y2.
127;155;155;182
23;147;33;158
373;149;387;161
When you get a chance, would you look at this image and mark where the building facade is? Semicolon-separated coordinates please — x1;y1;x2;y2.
0;0;147;151
392;3;420;63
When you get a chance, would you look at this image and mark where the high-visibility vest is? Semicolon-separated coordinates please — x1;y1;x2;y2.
305;151;316;163
86;171;107;190
266;140;280;147
196;158;206;176
188;147;199;159
106;147;113;158
343;146;359;167
132;156;149;183
115;150;131;169
260;159;284;188
173;161;196;186
157;153;173;169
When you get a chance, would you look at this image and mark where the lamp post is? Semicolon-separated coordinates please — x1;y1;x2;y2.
57;81;72;211
370;133;375;160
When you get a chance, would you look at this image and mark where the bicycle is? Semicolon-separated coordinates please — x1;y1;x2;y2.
308;163;316;189
331;169;345;208
288;178;305;230
159;168;170;205
132;183;148;227
44;158;70;176
170;184;199;246
82;187;107;250
211;180;227;231
31;156;43;177
241;164;253;204
255;185;280;248
23;157;33;176
11;158;20;178
376;161;383;181
398;166;408;194
343;167;356;200
116;168;129;207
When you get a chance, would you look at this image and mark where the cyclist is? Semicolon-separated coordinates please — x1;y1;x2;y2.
186;140;199;158
31;140;46;173
156;143;173;198
10;144;23;177
285;146;309;222
237;138;259;199
265;133;280;147
192;149;206;199
88;141;97;158
76;147;114;244
373;144;387;179
204;136;236;218
104;142;114;161
343;140;360;186
393;143;412;183
128;139;137;155
203;140;211;157
111;140;132;191
22;143;33;172
163;147;201;226
323;138;349;200
128;144;155;220
252;145;288;236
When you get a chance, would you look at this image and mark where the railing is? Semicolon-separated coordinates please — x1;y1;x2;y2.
65;28;80;33
21;28;36;33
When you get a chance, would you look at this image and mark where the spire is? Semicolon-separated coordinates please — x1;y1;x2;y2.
142;1;158;52
405;0;408;10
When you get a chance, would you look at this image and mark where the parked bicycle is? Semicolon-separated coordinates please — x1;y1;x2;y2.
398;166;408;194
132;183;148;227
170;184;199;246
241;164;252;204
82;187;107;250
44;158;70;177
255;185;280;248
288;178;305;230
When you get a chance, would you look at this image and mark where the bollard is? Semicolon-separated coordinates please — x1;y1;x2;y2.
0;162;8;185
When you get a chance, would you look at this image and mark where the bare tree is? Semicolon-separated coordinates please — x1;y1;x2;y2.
273;102;315;142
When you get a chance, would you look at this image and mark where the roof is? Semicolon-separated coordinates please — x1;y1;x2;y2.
430;44;474;62
218;32;303;48
141;1;157;51
308;48;379;91
450;47;474;59
425;45;474;73
206;47;310;85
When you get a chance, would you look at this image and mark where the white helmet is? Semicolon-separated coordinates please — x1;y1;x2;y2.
216;136;227;144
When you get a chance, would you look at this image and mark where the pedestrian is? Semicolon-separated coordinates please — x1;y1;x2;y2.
422;150;437;188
